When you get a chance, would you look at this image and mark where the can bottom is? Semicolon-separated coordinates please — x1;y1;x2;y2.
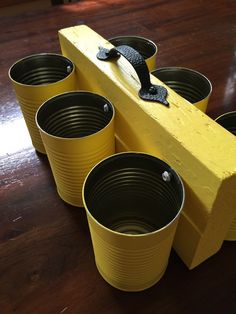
225;218;236;241
225;230;236;241
35;147;46;155
32;141;46;155
95;260;168;292
57;188;83;208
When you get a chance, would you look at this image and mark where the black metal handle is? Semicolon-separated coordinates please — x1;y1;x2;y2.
97;45;169;106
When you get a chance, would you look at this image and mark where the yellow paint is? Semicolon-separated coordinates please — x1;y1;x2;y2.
36;92;115;207
146;51;157;72
59;25;236;269
9;56;77;154
215;111;236;241
85;209;178;291
82;152;184;291
194;96;209;113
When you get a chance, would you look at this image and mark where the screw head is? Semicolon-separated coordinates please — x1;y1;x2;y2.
149;86;157;95
162;171;172;182
103;104;109;112
66;65;72;73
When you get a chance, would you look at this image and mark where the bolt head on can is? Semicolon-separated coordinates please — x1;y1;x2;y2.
162;171;172;182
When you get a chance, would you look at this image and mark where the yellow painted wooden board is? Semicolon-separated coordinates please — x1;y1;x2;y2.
58;25;236;269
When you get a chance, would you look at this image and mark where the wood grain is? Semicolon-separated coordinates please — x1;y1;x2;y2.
0;1;235;313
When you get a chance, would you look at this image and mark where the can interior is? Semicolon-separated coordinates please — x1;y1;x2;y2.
216;112;236;135
84;153;184;234
110;37;156;59
152;68;211;103
37;92;114;138
10;54;74;85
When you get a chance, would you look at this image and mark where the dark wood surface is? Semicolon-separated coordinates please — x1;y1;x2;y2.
0;1;236;313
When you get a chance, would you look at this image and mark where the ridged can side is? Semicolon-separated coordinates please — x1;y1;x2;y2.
40;123;115;206
9;53;77;154
83;152;185;291
36;91;115;207
87;213;179;291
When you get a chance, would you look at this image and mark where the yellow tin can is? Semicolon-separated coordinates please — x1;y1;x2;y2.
83;152;185;291
215;111;236;241
151;67;212;112
36;91;115;207
109;35;157;72
9;53;77;154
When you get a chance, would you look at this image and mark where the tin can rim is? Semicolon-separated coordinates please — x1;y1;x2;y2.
82;151;185;238
35;90;115;141
215;111;236;122
8;53;75;87
109;35;158;56
151;66;212;99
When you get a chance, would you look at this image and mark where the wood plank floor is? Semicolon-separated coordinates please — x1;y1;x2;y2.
0;1;235;313
0;0;51;16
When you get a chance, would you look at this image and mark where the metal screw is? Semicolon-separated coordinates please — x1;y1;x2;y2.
103;104;109;112
66;65;72;73
162;171;172;182
149;86;157;95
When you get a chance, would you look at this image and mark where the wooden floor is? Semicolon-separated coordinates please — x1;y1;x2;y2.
0;0;51;16
0;0;236;313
